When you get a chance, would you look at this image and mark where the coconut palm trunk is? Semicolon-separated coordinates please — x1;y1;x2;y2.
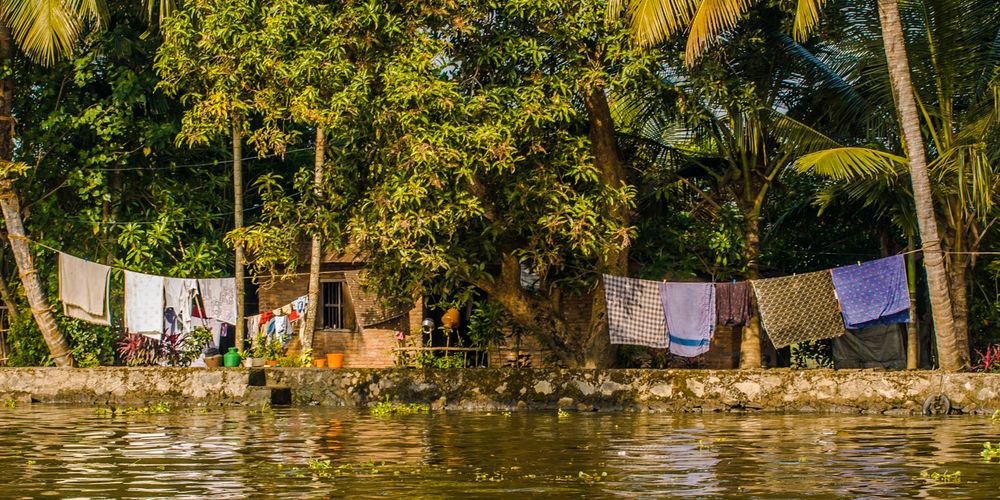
0;22;73;367
303;127;325;351
877;0;965;370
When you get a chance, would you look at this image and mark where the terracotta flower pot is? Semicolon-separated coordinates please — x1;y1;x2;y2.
313;358;327;368
327;353;343;369
204;355;223;368
267;360;279;367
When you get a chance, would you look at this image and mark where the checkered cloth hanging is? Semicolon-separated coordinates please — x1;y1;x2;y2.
751;270;846;349
603;274;668;348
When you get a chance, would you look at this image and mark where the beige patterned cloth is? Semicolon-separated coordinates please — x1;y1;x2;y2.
751;270;846;349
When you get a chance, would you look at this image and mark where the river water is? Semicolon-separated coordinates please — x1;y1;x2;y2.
0;404;998;498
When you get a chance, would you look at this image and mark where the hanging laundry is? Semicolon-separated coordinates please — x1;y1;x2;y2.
198;278;237;325
163;308;179;339
603;275;668;349
273;316;290;346
659;282;715;357
830;255;910;330
715;281;752;326
164;278;198;333
751;270;846;349
246;314;261;341
290;295;308;322
832;323;905;370
57;252;112;325
124;270;165;337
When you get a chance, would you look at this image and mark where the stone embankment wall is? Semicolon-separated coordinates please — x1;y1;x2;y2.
0;367;997;415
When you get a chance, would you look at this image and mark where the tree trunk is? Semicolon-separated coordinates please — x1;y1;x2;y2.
877;0;965;370
739;214;763;368
905;241;919;370
947;254;969;360
303;127;325;352
582;87;627;369
232;123;245;353
0;23;73;367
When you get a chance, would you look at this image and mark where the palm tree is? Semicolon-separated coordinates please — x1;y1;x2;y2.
614;15;854;366
0;1;112;367
795;0;999;369
610;0;967;370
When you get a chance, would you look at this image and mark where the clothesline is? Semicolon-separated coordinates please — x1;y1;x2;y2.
28;238;323;281
61;203;264;226
23;238;1000;285
89;147;315;172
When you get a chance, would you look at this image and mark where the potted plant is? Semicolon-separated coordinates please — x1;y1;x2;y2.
249;332;268;367
264;337;284;367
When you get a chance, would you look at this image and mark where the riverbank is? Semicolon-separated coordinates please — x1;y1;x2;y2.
0;367;996;415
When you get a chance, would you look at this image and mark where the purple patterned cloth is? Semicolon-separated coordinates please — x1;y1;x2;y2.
830;255;910;330
659;282;715;358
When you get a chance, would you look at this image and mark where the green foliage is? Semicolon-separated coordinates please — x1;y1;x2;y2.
466;301;506;352
790;340;834;369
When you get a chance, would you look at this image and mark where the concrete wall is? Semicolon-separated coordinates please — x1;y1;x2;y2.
1;367;998;415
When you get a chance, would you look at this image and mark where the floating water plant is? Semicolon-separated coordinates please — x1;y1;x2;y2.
982;442;1000;462
370;396;429;417
920;470;962;483
96;402;174;416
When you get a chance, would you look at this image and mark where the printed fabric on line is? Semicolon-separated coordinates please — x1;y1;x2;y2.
125;270;165;337
751;270;846;349
830;255;910;330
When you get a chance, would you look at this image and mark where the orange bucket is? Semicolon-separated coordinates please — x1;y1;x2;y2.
327;353;344;369
313;358;327;368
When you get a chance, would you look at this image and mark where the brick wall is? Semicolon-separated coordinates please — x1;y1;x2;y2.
259;269;420;368
703;325;741;369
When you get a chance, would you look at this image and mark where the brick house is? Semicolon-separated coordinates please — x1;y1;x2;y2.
257;249;549;368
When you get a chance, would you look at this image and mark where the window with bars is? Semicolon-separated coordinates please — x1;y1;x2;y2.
321;281;350;330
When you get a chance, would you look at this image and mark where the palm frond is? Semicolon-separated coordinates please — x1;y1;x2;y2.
794;147;907;180
793;0;828;42
772;113;841;156
609;0;700;47
684;0;754;64
5;0;104;65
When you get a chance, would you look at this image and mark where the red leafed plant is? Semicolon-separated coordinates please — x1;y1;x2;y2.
117;333;160;366
973;345;1000;373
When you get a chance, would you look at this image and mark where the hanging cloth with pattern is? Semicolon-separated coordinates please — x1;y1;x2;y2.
751;270;846;349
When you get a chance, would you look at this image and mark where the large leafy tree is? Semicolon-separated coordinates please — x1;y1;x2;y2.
611;0;968;370
232;0;660;367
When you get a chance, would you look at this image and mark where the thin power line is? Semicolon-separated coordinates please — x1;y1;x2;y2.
89;147;314;172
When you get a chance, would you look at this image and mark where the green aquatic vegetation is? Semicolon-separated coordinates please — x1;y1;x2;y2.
920;470;962;483
96;402;174;416
992;409;999;423
578;470;609;483
557;409;570;418
370;397;429;417
3;399;15;408
982;442;1000;462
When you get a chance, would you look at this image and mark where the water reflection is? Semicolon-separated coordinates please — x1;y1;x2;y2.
0;406;996;498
